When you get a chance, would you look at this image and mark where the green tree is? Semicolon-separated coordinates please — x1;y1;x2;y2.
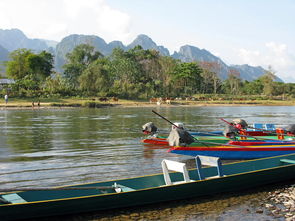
199;62;222;94
158;56;178;96
79;58;112;96
284;83;295;97
6;49;54;93
108;48;142;98
224;69;242;95
129;46;161;79
6;48;32;79
43;73;73;96
259;66;276;96
27;51;54;82
63;44;103;87
128;46;166;97
170;62;203;96
241;79;263;95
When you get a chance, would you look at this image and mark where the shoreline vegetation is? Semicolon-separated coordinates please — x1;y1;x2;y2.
0;97;295;109
3;45;295;111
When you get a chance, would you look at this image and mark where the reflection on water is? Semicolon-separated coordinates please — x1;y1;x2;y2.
0;106;295;219
0;107;188;187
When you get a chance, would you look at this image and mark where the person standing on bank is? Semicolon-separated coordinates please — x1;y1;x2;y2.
4;94;8;104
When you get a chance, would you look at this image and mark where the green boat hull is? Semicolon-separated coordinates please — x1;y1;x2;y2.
147;135;295;147
1;154;295;220
158;134;294;140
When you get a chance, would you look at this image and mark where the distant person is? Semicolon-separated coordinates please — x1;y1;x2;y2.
4;94;8;104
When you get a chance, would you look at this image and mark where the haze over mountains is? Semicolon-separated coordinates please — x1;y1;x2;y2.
0;28;282;82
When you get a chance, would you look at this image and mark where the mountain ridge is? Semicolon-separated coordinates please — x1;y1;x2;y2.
0;28;49;52
0;28;282;82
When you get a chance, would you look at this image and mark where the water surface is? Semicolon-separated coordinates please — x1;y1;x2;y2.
0;106;294;220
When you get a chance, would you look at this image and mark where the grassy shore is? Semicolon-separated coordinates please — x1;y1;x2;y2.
0;97;295;109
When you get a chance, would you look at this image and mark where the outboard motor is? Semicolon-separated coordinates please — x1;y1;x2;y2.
223;124;239;140
232;119;248;129
142;122;158;135
167;124;194;146
171;122;184;130
285;124;295;136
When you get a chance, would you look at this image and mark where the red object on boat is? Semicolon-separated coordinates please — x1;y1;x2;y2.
141;137;168;145
276;128;285;140
243;131;273;136
143;131;151;135
228;140;295;146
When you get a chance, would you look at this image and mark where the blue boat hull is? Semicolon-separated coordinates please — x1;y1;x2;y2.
169;145;295;160
190;131;223;136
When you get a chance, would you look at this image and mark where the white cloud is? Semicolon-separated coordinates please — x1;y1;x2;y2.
238;49;260;64
0;0;133;43
211;51;220;57
265;42;287;54
237;42;295;82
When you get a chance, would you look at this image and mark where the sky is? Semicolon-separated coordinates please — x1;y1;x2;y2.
0;0;294;82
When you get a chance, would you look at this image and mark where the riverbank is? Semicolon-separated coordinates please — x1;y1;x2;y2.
0;97;295;109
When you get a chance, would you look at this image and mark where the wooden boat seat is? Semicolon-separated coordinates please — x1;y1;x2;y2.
1;193;27;204
280;159;295;164
161;159;194;185
195;155;224;180
112;183;135;193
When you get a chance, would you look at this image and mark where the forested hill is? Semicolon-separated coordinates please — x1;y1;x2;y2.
126;34;170;56
0;44;9;61
0;44;9;73
54;34;170;72
172;45;229;79
171;46;282;82
0;28;283;82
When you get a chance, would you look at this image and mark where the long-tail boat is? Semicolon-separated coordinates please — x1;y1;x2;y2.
169;144;295;159
142;135;295;147
1;154;295;220
141;136;228;146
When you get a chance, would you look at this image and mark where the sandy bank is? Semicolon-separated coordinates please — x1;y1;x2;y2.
0;99;294;110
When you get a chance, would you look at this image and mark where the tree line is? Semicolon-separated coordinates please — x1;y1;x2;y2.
2;44;295;99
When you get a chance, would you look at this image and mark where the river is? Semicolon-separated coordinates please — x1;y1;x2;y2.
0;106;294;220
